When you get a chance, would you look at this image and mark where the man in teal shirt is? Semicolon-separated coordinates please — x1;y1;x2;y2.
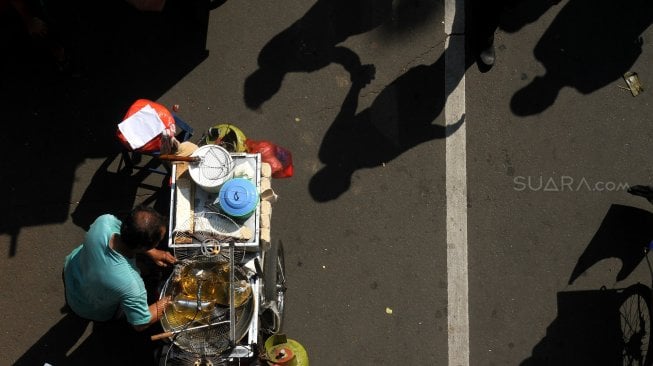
64;206;176;330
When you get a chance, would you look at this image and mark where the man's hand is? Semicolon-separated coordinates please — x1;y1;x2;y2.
145;248;177;267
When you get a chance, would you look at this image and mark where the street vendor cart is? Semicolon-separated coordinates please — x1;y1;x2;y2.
154;148;291;365
115;100;303;364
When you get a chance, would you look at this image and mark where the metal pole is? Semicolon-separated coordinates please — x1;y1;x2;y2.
229;240;236;344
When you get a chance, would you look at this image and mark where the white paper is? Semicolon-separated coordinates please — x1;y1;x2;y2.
118;104;166;150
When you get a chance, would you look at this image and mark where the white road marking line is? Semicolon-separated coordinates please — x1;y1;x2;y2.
444;1;469;366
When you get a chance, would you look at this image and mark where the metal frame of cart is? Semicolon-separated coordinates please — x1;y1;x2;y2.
162;152;285;364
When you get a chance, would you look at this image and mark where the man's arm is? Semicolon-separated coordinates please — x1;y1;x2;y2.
133;296;171;331
145;248;177;267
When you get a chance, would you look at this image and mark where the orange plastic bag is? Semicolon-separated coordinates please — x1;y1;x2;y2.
245;139;294;178
116;99;175;153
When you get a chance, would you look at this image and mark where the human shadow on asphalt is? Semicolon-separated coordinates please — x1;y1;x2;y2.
0;0;210;257
243;0;440;110
309;54;465;202
520;285;649;366
568;204;653;285
309;0;565;201
12;311;166;366
509;0;653;116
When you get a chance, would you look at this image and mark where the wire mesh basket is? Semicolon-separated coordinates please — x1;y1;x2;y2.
172;211;254;249
159;245;255;359
161;343;235;366
188;145;235;192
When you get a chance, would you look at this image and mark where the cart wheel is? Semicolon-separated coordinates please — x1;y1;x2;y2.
619;283;653;366
262;240;286;333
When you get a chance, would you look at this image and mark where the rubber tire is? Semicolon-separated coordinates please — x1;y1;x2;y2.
263;240;286;330
619;283;653;366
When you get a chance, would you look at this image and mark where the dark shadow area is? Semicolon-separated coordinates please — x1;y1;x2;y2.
208;0;228;10
70;152;170;231
467;0;561;73
569;204;653;285
243;0;441;110
509;0;653;116
12;310;168;366
375;0;443;37
0;0;211;256
520;285;650;366
629;185;653;206
498;0;560;34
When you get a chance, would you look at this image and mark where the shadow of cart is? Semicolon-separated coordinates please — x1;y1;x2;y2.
521;285;651;366
523;204;653;365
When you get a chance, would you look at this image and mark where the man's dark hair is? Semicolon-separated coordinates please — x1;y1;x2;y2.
120;206;166;250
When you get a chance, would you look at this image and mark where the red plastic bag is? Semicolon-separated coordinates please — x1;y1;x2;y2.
245;139;294;178
116;99;175;153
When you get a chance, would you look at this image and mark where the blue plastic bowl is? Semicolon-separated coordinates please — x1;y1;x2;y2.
218;178;259;220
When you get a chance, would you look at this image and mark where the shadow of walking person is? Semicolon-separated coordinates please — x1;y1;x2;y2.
243;0;393;110
306;0;563;201
510;0;653;116
309;55;464;202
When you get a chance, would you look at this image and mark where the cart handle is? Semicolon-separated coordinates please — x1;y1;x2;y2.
151;331;173;341
158;155;200;162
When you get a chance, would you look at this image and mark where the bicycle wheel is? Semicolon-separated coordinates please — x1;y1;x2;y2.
262;240;286;333
619;283;653;366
